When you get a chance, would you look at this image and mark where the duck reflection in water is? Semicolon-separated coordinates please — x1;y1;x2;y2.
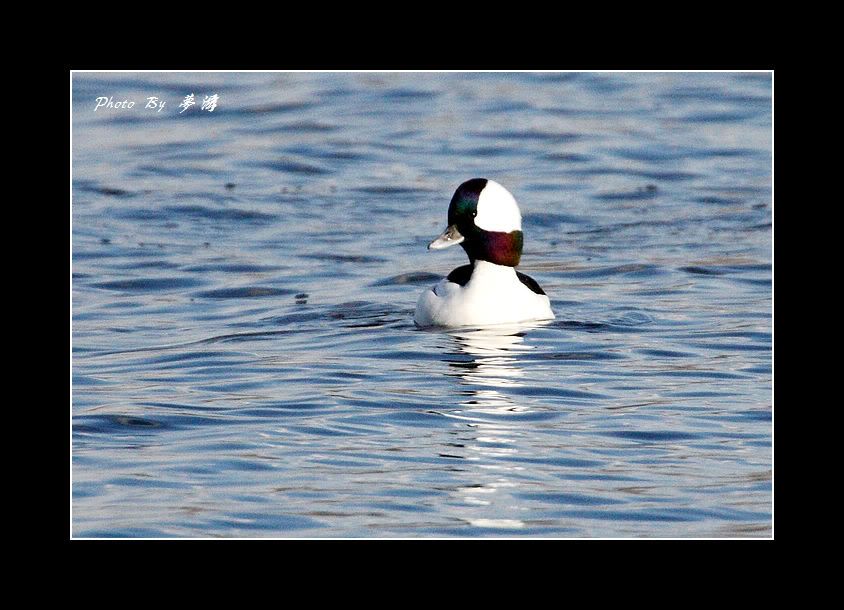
432;321;552;453
443;322;548;415
434;322;553;529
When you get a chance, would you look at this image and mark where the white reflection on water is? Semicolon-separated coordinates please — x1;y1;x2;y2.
447;322;547;411
435;323;553;530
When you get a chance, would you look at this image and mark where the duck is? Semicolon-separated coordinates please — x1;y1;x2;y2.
414;178;555;327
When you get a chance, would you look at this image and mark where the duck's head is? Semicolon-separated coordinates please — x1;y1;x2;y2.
428;178;523;267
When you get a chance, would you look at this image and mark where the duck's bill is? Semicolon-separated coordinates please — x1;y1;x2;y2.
428;224;464;250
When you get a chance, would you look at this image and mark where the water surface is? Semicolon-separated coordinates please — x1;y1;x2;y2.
72;71;772;537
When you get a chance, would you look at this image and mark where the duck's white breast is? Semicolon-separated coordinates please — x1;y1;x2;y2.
414;261;554;328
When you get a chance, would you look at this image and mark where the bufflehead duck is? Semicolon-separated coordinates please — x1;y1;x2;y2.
414;178;555;327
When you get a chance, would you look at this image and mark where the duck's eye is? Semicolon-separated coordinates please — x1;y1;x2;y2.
472;211;477;217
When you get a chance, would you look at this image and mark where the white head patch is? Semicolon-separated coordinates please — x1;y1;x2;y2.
474;180;522;233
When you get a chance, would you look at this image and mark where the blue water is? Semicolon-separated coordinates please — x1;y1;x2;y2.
71;71;772;538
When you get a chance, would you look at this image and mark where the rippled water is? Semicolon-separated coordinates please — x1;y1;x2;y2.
71;71;772;538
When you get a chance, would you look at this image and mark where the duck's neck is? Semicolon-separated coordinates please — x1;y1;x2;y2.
461;230;523;267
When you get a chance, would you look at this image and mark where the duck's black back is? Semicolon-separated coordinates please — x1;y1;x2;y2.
446;264;546;296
